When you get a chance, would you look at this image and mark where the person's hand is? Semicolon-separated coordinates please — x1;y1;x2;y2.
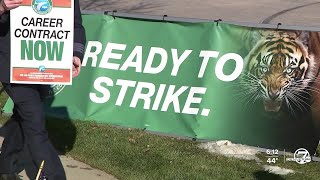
72;56;81;78
0;0;22;14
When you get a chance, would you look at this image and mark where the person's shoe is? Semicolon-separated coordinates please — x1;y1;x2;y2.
39;175;48;180
0;174;21;180
38;172;48;180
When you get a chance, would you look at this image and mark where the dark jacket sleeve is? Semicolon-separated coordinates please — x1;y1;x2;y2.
0;11;9;23
73;0;86;61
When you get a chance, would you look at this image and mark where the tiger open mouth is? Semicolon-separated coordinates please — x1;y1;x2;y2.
263;100;282;112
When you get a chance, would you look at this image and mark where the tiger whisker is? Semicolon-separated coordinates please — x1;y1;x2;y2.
285;93;308;112
240;74;260;83
286;91;311;108
252;93;262;104
285;95;305;112
284;96;297;118
232;89;260;100
293;89;312;96
240;72;258;78
242;78;260;84
243;90;261;110
301;87;320;94
294;79;320;85
227;82;260;88
289;84;316;95
305;86;320;91
233;88;261;109
287;90;309;100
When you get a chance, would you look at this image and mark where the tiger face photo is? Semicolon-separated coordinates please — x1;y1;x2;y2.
241;30;320;115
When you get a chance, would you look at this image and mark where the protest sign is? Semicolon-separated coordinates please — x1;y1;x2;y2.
10;0;74;84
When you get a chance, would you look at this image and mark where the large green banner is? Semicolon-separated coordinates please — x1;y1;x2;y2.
4;14;320;154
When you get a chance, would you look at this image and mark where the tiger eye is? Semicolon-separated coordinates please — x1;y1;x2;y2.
286;68;292;73
262;67;268;73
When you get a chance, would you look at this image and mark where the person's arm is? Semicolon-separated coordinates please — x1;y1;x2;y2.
73;0;86;61
72;0;86;78
0;0;22;23
0;10;9;23
0;4;5;15
0;0;9;23
0;0;6;15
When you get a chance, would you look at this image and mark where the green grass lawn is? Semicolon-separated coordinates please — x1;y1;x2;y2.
64;121;320;180
0;86;320;180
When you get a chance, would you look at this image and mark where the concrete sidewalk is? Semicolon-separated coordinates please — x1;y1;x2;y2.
0;135;118;180
19;156;117;180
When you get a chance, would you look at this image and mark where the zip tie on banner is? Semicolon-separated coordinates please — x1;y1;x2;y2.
214;19;222;26
277;22;282;30
112;10;117;19
162;15;168;22
103;10;117;19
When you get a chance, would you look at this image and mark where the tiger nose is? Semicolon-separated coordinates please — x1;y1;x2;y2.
268;88;280;100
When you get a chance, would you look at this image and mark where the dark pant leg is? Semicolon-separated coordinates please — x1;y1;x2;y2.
0;108;24;174
3;84;66;180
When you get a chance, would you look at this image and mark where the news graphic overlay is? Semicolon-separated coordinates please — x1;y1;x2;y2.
286;148;312;165
265;149;280;164
10;0;74;84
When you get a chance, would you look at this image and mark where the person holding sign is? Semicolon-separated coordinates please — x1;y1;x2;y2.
0;0;86;179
